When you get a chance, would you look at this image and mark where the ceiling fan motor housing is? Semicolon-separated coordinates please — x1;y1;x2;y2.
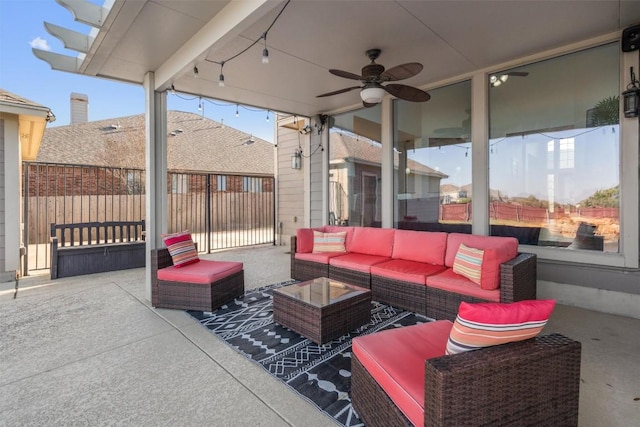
362;63;385;80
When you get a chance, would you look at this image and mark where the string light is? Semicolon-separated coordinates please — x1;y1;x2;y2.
261;32;269;64
197;0;289;88
218;62;225;87
193;66;199;78
198;97;202;111
170;84;175;95
266;110;270;122
235;104;239;117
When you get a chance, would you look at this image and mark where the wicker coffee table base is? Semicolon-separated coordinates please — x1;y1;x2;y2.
273;283;371;344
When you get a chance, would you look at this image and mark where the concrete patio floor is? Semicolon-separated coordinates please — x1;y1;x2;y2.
1;244;639;426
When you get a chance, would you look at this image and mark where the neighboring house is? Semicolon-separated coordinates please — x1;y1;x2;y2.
329;131;447;226
0;89;53;281
37;110;273;175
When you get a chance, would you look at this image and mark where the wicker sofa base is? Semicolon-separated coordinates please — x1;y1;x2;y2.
291;258;329;282
329;265;372;289
371;275;428;316
352;333;581;427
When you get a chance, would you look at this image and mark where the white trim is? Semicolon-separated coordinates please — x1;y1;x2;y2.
538;280;640;320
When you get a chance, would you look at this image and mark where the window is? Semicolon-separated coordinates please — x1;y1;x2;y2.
216;175;227;191
393;80;472;231
242;176;263;193
171;174;188;194
489;43;620;252
328;104;382;227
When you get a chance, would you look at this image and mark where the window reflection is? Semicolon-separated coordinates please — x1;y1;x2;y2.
329;105;382;227
489;43;620;252
393;81;472;232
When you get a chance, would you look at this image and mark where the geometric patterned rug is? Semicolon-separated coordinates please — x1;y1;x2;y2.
187;280;430;427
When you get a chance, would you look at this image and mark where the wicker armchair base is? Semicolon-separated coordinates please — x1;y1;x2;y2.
352;333;581;427
151;248;245;312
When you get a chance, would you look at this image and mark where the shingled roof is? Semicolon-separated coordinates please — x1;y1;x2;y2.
37;111;274;175
329;132;447;179
0;89;49;111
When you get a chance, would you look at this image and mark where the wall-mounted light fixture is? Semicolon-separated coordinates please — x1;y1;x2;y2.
291;149;302;169
45;110;56;123
622;66;640;118
299;125;311;135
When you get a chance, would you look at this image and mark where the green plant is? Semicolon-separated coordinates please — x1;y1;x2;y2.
590;95;619;126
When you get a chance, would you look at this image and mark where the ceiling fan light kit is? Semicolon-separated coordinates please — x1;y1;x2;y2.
317;48;430;107
360;86;386;104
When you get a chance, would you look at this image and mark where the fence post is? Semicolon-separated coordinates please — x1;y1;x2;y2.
206;175;211;253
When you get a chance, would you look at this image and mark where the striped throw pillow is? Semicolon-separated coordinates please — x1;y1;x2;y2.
446;300;556;355
162;230;200;268
313;231;347;253
452;243;484;285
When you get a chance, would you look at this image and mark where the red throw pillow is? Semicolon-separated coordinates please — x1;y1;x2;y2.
161;230;200;268
446;299;556;355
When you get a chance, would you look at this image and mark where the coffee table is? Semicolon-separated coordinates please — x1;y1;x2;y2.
273;277;371;344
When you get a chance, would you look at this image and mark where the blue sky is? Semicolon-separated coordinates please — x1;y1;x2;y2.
0;0;275;142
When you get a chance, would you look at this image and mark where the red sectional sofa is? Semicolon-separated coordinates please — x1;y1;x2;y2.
290;226;537;320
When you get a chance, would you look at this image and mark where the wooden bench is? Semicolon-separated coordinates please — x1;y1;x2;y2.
50;221;145;279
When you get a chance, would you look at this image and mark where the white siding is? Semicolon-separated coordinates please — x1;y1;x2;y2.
0;119;5;272
276;123;305;244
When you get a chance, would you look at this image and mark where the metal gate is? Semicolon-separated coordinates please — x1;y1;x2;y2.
23;162;275;274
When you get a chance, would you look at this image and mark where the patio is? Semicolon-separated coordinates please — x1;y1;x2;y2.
1;244;639;426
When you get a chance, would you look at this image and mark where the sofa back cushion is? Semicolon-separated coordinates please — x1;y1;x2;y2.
348;227;395;257
392;229;447;264
444;233;518;290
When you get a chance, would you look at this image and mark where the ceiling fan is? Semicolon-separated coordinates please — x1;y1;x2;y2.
317;49;430;107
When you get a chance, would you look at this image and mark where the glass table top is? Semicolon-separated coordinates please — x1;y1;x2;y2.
274;277;369;308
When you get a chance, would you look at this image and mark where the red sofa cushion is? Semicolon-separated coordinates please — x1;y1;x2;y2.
426;268;500;301
444;233;518;290
157;260;243;285
352;320;454;427
295;251;345;264
370;259;446;285
392;229;447;265
348;227;395;257
329;253;390;273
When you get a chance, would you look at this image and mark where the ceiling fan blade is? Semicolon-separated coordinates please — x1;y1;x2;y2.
329;69;364;80
380;63;423;81
317;86;362;98
384;84;431;102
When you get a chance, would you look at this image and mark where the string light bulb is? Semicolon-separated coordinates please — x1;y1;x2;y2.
198;97;202;111
170;84;175;95
193;66;199;78
218;62;225;87
235;104;239;117
261;32;269;64
266;110;270;122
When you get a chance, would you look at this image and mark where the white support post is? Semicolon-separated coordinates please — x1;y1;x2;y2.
471;72;490;235
381;97;394;228
144;72;168;302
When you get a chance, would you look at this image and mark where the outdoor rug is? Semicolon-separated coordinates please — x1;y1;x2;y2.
187;280;430;427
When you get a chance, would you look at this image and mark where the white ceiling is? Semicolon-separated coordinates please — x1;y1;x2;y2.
41;0;640;117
